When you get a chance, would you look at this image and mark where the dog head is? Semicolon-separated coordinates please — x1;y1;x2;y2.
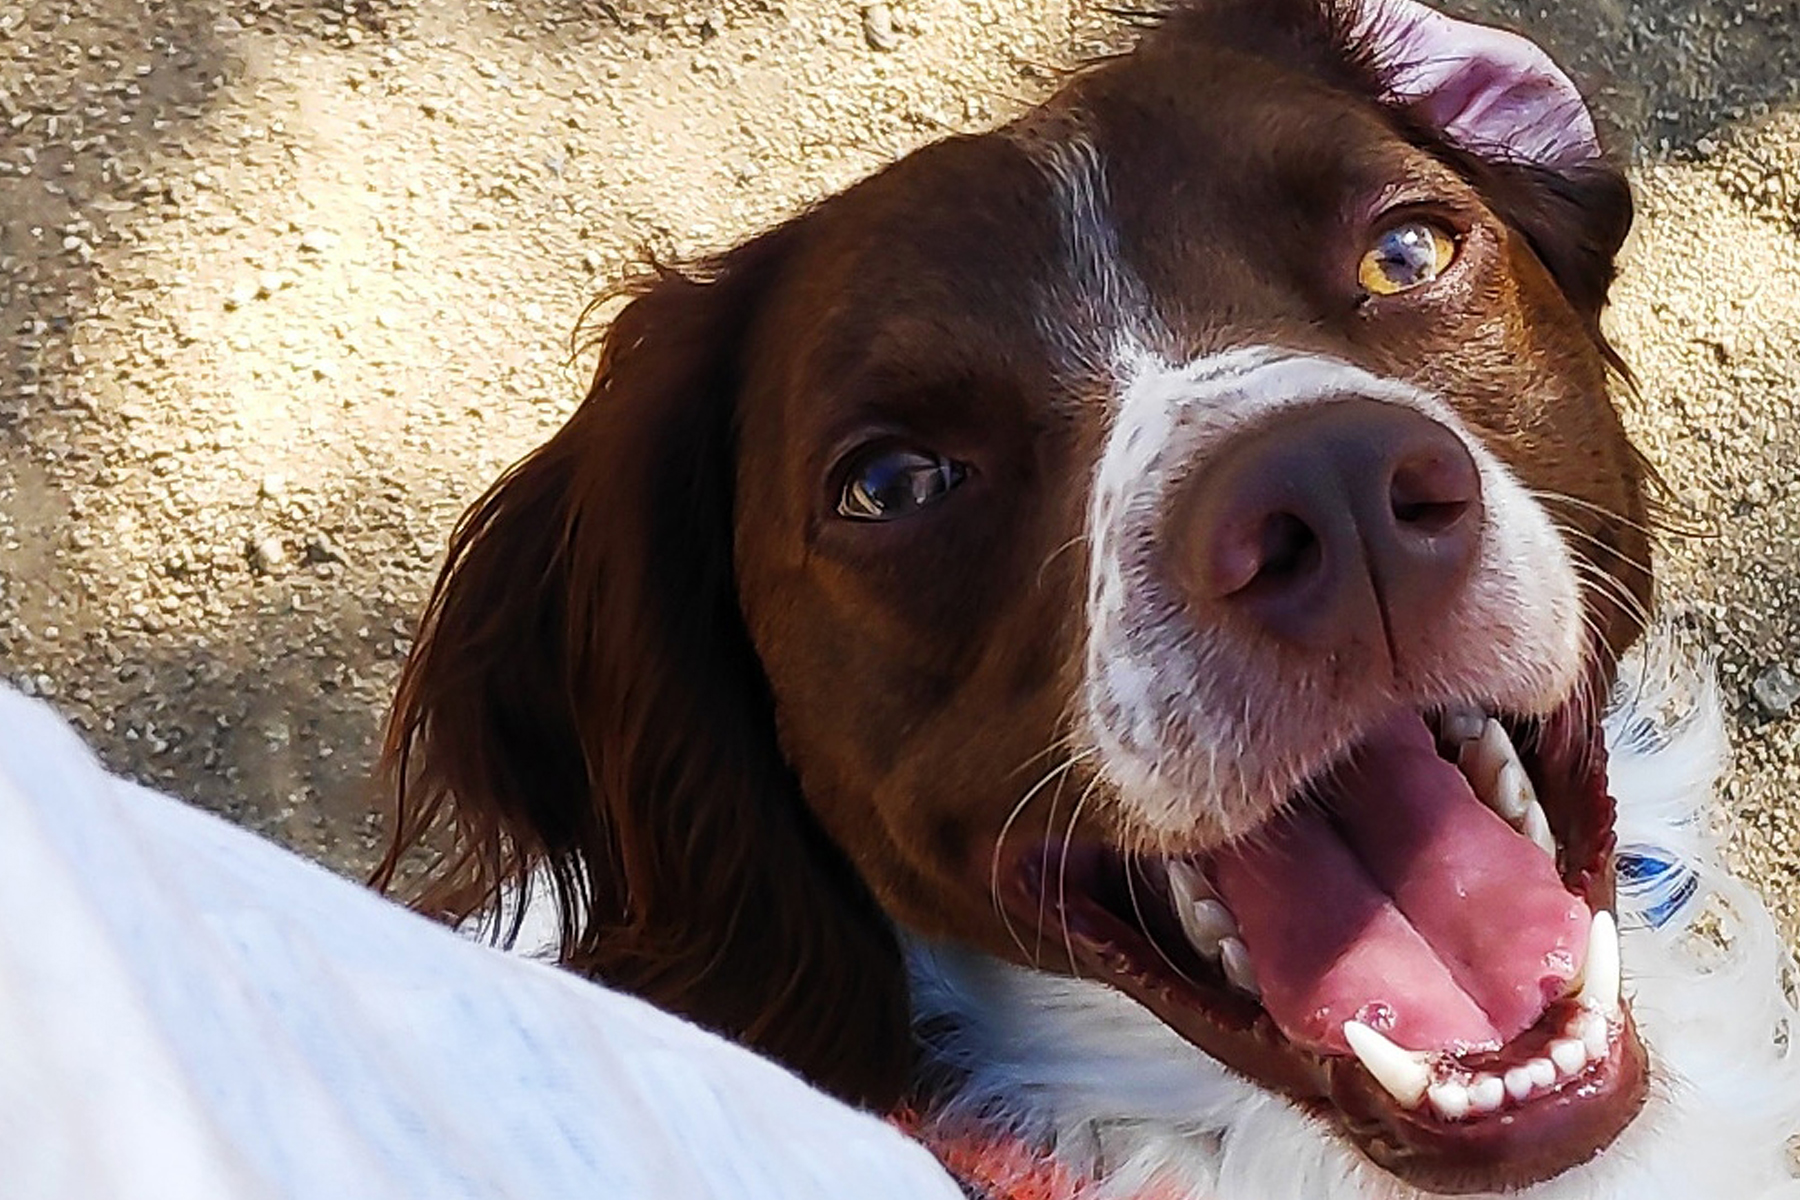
380;0;1653;1191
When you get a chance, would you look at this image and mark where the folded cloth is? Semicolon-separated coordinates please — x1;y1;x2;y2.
0;688;960;1200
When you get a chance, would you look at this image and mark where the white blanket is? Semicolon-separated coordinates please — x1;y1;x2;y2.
0;688;961;1200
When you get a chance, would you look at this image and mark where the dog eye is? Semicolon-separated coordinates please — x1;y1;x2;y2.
837;446;967;521
1358;220;1457;296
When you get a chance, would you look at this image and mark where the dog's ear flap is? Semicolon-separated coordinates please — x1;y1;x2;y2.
1358;0;1599;170
375;226;914;1107
1356;0;1631;331
1447;155;1631;336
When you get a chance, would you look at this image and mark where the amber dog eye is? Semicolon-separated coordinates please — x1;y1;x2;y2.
1358;220;1458;296
837;446;967;521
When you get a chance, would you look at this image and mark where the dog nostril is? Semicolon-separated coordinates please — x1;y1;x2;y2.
1391;494;1471;534
1210;511;1322;598
1251;513;1320;590
1390;452;1479;536
1177;399;1484;647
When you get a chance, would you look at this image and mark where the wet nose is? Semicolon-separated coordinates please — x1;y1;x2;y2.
1172;398;1483;657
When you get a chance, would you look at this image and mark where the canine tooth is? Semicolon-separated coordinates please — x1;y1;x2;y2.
1220;937;1260;997
1495;760;1538;825
1575;1010;1610;1059
1503;1065;1536;1101
1527;1057;1557;1089
1175;899;1239;956
1519;798;1557;857
1343;1021;1430;1108
1441;704;1486;745
1468;1074;1505;1114
1576;909;1622;1017
1165;859;1215;902
1548;1038;1587;1077
1427;1081;1471;1120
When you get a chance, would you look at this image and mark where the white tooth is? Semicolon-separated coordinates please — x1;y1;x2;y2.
1549;1038;1587;1077
1167;865;1226;956
1175;898;1239;956
1165;859;1215;902
1441;704;1486;745
1460;719;1537;824
1457;718;1507;791
1468;1074;1505;1114
1428;1081;1471;1120
1220;937;1260;997
1519;798;1557;858
1343;1020;1431;1108
1526;1057;1557;1089
1167;862;1235;953
1577;909;1622;1017
1504;1065;1536;1101
1495;759;1538;825
1575;1010;1610;1059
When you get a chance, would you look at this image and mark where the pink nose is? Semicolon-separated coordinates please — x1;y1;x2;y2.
1172;399;1483;658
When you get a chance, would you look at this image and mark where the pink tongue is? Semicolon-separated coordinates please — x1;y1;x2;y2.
1209;713;1589;1056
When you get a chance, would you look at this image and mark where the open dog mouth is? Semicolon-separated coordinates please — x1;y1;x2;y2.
1003;693;1650;1195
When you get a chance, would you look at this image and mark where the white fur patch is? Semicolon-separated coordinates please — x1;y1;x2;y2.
1082;345;1585;849
911;630;1800;1199
1016;126;1162;380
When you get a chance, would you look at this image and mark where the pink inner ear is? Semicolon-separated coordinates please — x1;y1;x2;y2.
1359;0;1600;167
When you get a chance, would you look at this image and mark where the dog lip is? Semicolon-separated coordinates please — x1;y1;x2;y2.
998;686;1645;1191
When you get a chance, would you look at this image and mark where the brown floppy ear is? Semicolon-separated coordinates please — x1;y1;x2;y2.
374;225;913;1108
1444;155;1632;356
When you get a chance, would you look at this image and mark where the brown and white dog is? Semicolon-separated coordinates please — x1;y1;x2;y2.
377;2;1800;1196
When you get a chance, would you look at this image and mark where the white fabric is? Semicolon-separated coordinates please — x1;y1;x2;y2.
0;688;961;1200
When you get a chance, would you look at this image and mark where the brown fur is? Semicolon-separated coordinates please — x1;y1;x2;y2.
375;0;1650;1111
376;224;913;1105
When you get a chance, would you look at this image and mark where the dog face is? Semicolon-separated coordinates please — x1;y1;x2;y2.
381;1;1652;1192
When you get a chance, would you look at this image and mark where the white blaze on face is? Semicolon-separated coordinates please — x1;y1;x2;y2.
1022;127;1586;851
1080;344;1586;850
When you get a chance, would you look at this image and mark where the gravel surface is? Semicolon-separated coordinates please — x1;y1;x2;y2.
3;0;1800;948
